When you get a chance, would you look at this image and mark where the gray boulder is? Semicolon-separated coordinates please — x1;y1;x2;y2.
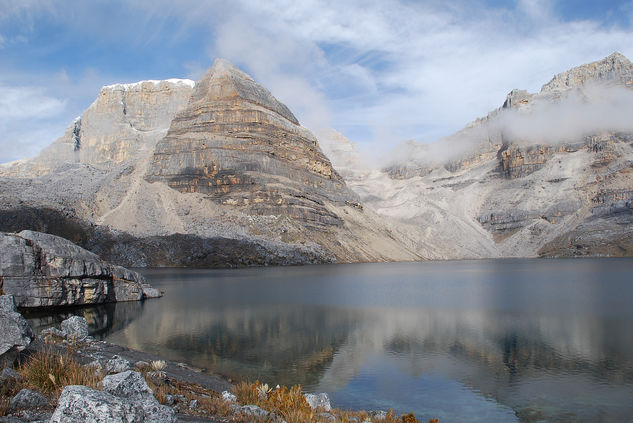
370;410;389;420
230;404;270;419
102;371;176;423
0;295;33;366
0;231;161;308
50;385;144;423
103;356;131;374
221;390;237;403
304;392;331;411
60;316;90;341
9;388;49;411
102;371;154;401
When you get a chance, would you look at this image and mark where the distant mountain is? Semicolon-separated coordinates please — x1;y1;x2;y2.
0;60;419;266
325;52;633;258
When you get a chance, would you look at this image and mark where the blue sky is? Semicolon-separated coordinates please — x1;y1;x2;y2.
1;0;632;163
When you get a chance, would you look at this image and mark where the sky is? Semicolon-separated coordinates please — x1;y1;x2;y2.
1;0;633;163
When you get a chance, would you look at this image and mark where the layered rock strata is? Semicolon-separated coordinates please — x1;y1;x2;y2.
146;59;358;230
0;230;161;307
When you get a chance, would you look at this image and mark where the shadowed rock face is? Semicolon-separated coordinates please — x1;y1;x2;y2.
146;59;358;229
0;230;161;307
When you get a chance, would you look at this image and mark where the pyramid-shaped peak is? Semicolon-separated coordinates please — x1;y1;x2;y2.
208;58;255;81
604;51;631;65
541;52;633;92
190;58;299;125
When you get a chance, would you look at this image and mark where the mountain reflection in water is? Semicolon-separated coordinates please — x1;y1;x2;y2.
27;259;633;423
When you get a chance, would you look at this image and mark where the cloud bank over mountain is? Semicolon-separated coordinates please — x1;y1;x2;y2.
1;0;633;162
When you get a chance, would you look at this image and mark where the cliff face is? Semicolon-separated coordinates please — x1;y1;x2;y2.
2;80;194;177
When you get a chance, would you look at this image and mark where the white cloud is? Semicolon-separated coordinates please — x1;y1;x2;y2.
0;85;66;119
204;0;633;155
1;0;633;163
0;84;68;162
383;82;633;168
496;83;633;145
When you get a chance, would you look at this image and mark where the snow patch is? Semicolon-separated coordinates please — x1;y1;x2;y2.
103;79;195;91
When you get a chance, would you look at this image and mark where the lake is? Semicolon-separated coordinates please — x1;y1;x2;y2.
26;259;633;422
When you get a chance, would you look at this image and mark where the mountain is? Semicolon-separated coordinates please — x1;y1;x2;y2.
2;53;631;264
325;52;633;258
0;60;419;266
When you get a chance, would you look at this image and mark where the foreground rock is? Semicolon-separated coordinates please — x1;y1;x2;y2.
304;392;332;411
50;385;145;423
0;230;161;307
0;295;33;367
102;371;177;422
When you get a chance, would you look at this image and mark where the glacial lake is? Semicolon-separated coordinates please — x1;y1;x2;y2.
27;259;633;422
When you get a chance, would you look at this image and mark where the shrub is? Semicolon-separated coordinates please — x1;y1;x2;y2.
19;349;100;396
402;412;420;423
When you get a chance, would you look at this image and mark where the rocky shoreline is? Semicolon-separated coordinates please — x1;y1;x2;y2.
2;296;431;423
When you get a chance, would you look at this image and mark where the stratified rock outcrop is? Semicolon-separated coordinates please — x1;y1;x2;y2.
541;52;633;92
146;59;356;229
0;230;161;307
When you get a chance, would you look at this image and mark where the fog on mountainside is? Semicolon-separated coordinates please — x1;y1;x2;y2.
382;81;633;168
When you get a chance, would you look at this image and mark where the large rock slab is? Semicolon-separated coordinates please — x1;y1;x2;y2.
0;295;33;366
0;230;161;307
50;385;144;423
102;370;176;423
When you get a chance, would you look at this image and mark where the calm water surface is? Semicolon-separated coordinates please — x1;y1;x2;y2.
27;259;633;422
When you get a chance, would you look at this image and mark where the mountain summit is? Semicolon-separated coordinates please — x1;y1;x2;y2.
190;59;299;124
541;51;633;92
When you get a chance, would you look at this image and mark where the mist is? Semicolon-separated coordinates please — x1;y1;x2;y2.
381;82;633;168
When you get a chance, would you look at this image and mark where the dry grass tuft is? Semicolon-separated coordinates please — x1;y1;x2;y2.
18;349;101;396
266;385;314;423
232;380;263;407
402;412;420;423
229;382;437;423
0;398;11;417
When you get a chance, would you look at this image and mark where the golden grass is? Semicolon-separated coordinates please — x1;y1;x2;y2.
231;381;437;423
0;398;10;417
3;345;439;423
18;348;101;397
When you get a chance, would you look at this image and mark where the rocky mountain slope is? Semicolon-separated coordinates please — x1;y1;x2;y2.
0;60;419;266
321;52;633;258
